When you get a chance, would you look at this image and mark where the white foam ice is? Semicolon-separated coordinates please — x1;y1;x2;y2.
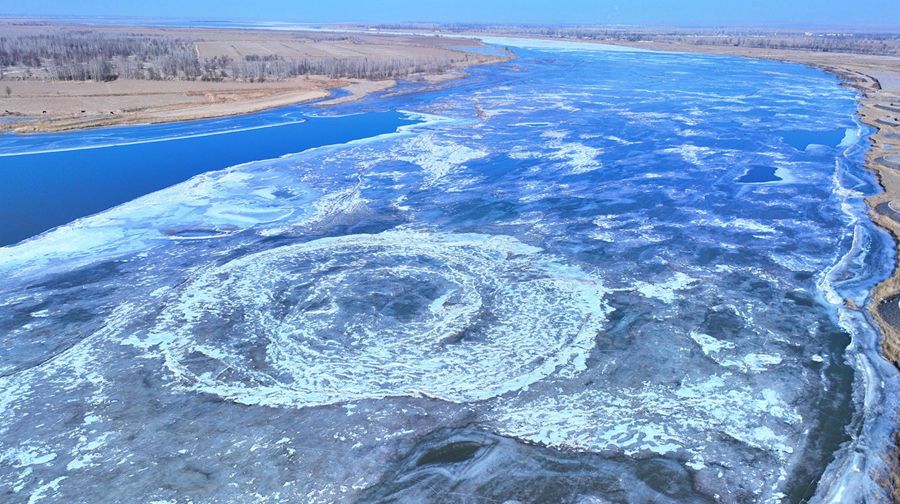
131;230;612;408
390;134;489;187
690;331;734;356
838;127;861;149
691;332;784;373
511;122;552;127
601;135;637;145
26;476;67;504
690;211;780;234
660;144;734;167
1;449;57;468
539;130;604;174
485;372;801;478
633;271;696;304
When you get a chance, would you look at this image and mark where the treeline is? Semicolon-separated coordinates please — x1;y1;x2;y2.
368;23;900;57
227;54;468;81
0;30;470;82
679;35;900;56
0;31;200;81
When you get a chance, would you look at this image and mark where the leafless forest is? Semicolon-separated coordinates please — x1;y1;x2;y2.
0;29;472;82
377;23;900;56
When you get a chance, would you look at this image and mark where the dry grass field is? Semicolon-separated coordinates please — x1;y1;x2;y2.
0;21;506;132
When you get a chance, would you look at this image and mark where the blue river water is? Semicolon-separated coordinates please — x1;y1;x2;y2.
0;110;414;246
0;37;898;503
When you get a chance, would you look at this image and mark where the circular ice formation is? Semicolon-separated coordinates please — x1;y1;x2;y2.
155;231;609;407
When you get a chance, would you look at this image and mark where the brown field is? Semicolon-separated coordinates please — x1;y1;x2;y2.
0;77;338;125
0;21;506;132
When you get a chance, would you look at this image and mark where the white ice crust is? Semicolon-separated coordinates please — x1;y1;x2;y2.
135;231;611;407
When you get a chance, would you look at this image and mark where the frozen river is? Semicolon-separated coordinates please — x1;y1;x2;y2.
0;37;898;502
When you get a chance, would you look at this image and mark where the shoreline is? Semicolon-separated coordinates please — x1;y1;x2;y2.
594;38;900;501
594;40;900;363
0;77;392;134
0;21;510;134
0;74;479;134
0;70;500;135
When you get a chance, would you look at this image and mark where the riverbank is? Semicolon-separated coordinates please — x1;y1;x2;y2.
0;21;507;133
598;41;900;364
0;77;405;133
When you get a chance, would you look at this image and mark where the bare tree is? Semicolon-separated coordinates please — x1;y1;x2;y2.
373;23;900;57
0;29;486;83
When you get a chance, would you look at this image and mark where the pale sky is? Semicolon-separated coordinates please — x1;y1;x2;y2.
6;0;900;28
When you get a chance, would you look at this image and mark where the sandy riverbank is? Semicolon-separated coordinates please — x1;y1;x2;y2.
0;76;415;133
0;21;508;133
0;77;341;133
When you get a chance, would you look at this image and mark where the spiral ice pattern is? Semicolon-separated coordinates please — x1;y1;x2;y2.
152;231;610;407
